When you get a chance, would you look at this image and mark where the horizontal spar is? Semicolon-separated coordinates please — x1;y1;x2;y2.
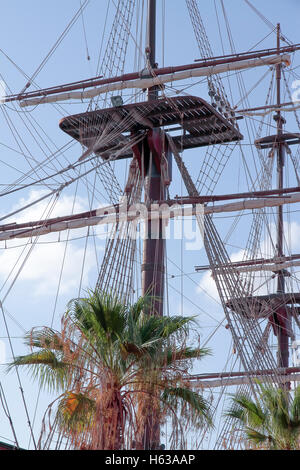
19;54;290;107
227;258;300;273
187;367;300;389
196;253;300;273
5;43;299;104
236;100;300;117
1;191;300;241
1;185;298;233
188;373;300;389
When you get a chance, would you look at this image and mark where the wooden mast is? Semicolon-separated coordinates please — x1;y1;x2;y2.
275;23;289;372
141;0;164;450
141;0;165;319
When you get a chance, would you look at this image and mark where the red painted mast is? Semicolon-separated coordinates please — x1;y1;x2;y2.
275;24;290;373
140;0;165;451
141;0;165;318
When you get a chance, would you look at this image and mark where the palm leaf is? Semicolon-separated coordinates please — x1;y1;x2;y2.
245;428;270;446
57;391;96;431
227;384;300;450
291;386;300;422
8;350;68;392
23;328;65;351
162;386;213;427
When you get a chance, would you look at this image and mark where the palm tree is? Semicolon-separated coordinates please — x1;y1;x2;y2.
8;289;213;450
226;383;300;450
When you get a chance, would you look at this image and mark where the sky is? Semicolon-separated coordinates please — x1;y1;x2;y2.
0;0;299;450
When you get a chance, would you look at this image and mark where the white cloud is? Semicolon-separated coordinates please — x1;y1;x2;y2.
197;270;219;302
196;220;300;306
0;242;96;296
0;190;102;297
6;189;88;225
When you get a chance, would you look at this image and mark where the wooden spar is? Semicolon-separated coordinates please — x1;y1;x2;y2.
187;368;300;389
1;190;300;242
191;374;300;389
216;258;300;273
189;367;300;390
193;43;300;63
195;253;300;273
236;100;300;115
168;185;300;204
0;204;118;232
189;366;300;381
4;43;300;105
18;54;291;107
1;184;298;233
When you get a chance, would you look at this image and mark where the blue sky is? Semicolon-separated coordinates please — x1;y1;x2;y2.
0;0;299;449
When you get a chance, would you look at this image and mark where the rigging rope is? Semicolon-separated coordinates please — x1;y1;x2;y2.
185;0;239;197
0;381;20;449
19;0;90;95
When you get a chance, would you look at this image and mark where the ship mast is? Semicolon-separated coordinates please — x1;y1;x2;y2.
275;23;289;371
141;0;165;318
5;2;299;448
147;0;157;99
141;0;164;450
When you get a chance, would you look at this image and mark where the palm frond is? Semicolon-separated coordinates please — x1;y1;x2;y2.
128;295;153;323
291;386;300;425
227;384;300;450
7;350;69;392
24;327;65;352
245;428;270;446
57;391;96;432
151;346;211;368
162;386;213;427
226;394;267;429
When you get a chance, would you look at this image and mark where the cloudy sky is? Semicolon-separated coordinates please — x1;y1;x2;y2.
0;0;299;449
